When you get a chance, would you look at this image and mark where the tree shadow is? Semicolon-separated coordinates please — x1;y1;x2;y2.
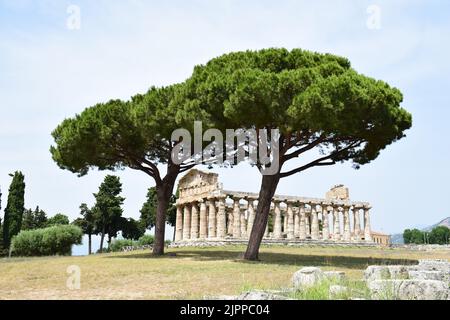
106;249;418;270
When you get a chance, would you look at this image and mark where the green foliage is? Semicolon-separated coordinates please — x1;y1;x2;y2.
288;278;371;300
11;225;83;257
109;239;135;252
22;206;48;230
47;213;70;226
403;229;412;244
73;203;96;235
72;218;86;231
137;234;154;246
177;48;412;169
413;229;426;244
120;217;145;241
291;279;334;300
50;85;182;177
429;226;450;245
403;226;449;245
3;171;26;247
176;48;413;260
108;235;155;252
93;175;125;250
139;187;158;229
140;187;177;229
166;189;179;227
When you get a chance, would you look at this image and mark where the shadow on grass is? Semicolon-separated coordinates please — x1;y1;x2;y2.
106;249;418;270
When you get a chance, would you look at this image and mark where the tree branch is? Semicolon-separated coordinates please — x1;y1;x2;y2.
283;134;327;162
280;140;362;178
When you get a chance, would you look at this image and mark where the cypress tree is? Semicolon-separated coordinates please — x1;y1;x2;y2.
93;175;124;253
2;171;26;247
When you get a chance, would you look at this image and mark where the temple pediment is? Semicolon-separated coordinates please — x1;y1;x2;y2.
178;169;221;202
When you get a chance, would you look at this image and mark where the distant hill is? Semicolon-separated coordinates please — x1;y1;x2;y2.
391;217;450;244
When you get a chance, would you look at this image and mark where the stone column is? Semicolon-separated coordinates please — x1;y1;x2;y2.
264;220;269;238
364;206;372;242
207;198;217;238
287;202;295;239
273;201;283;239
246;198;256;236
190;202;199;239
310;204;319;240
232;197;241;238
227;209;233;236
216;196;226;238
199;200;208;239
240;208;247;238
322;204;329;241
305;210;311;238
353;206;361;241
333;206;341;241
299;205;306;240
175;205;183;241
283;208;288;234
182;204;191;240
294;207;300;238
343;205;351;241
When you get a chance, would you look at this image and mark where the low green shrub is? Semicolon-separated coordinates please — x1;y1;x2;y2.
137;234;154;246
11;225;83;256
109;239;135;252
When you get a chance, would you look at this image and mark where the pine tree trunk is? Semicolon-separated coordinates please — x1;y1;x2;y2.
88;233;92;255
99;226;106;253
244;173;281;261
152;165;179;256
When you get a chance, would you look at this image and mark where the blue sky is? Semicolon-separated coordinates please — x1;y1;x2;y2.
1;0;449;254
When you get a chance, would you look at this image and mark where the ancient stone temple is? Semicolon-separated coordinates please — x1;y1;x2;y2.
174;169;375;244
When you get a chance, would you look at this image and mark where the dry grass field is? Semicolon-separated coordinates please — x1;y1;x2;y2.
0;245;449;300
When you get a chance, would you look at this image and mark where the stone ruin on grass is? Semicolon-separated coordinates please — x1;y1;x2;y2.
207;259;450;300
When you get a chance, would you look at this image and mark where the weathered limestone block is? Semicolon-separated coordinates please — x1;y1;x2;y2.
387;266;411;279
292;267;324;288
408;270;448;282
368;280;449;300
324;271;347;282
364;265;409;282
326;184;349;201
405;260;450;284
417;259;450;272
